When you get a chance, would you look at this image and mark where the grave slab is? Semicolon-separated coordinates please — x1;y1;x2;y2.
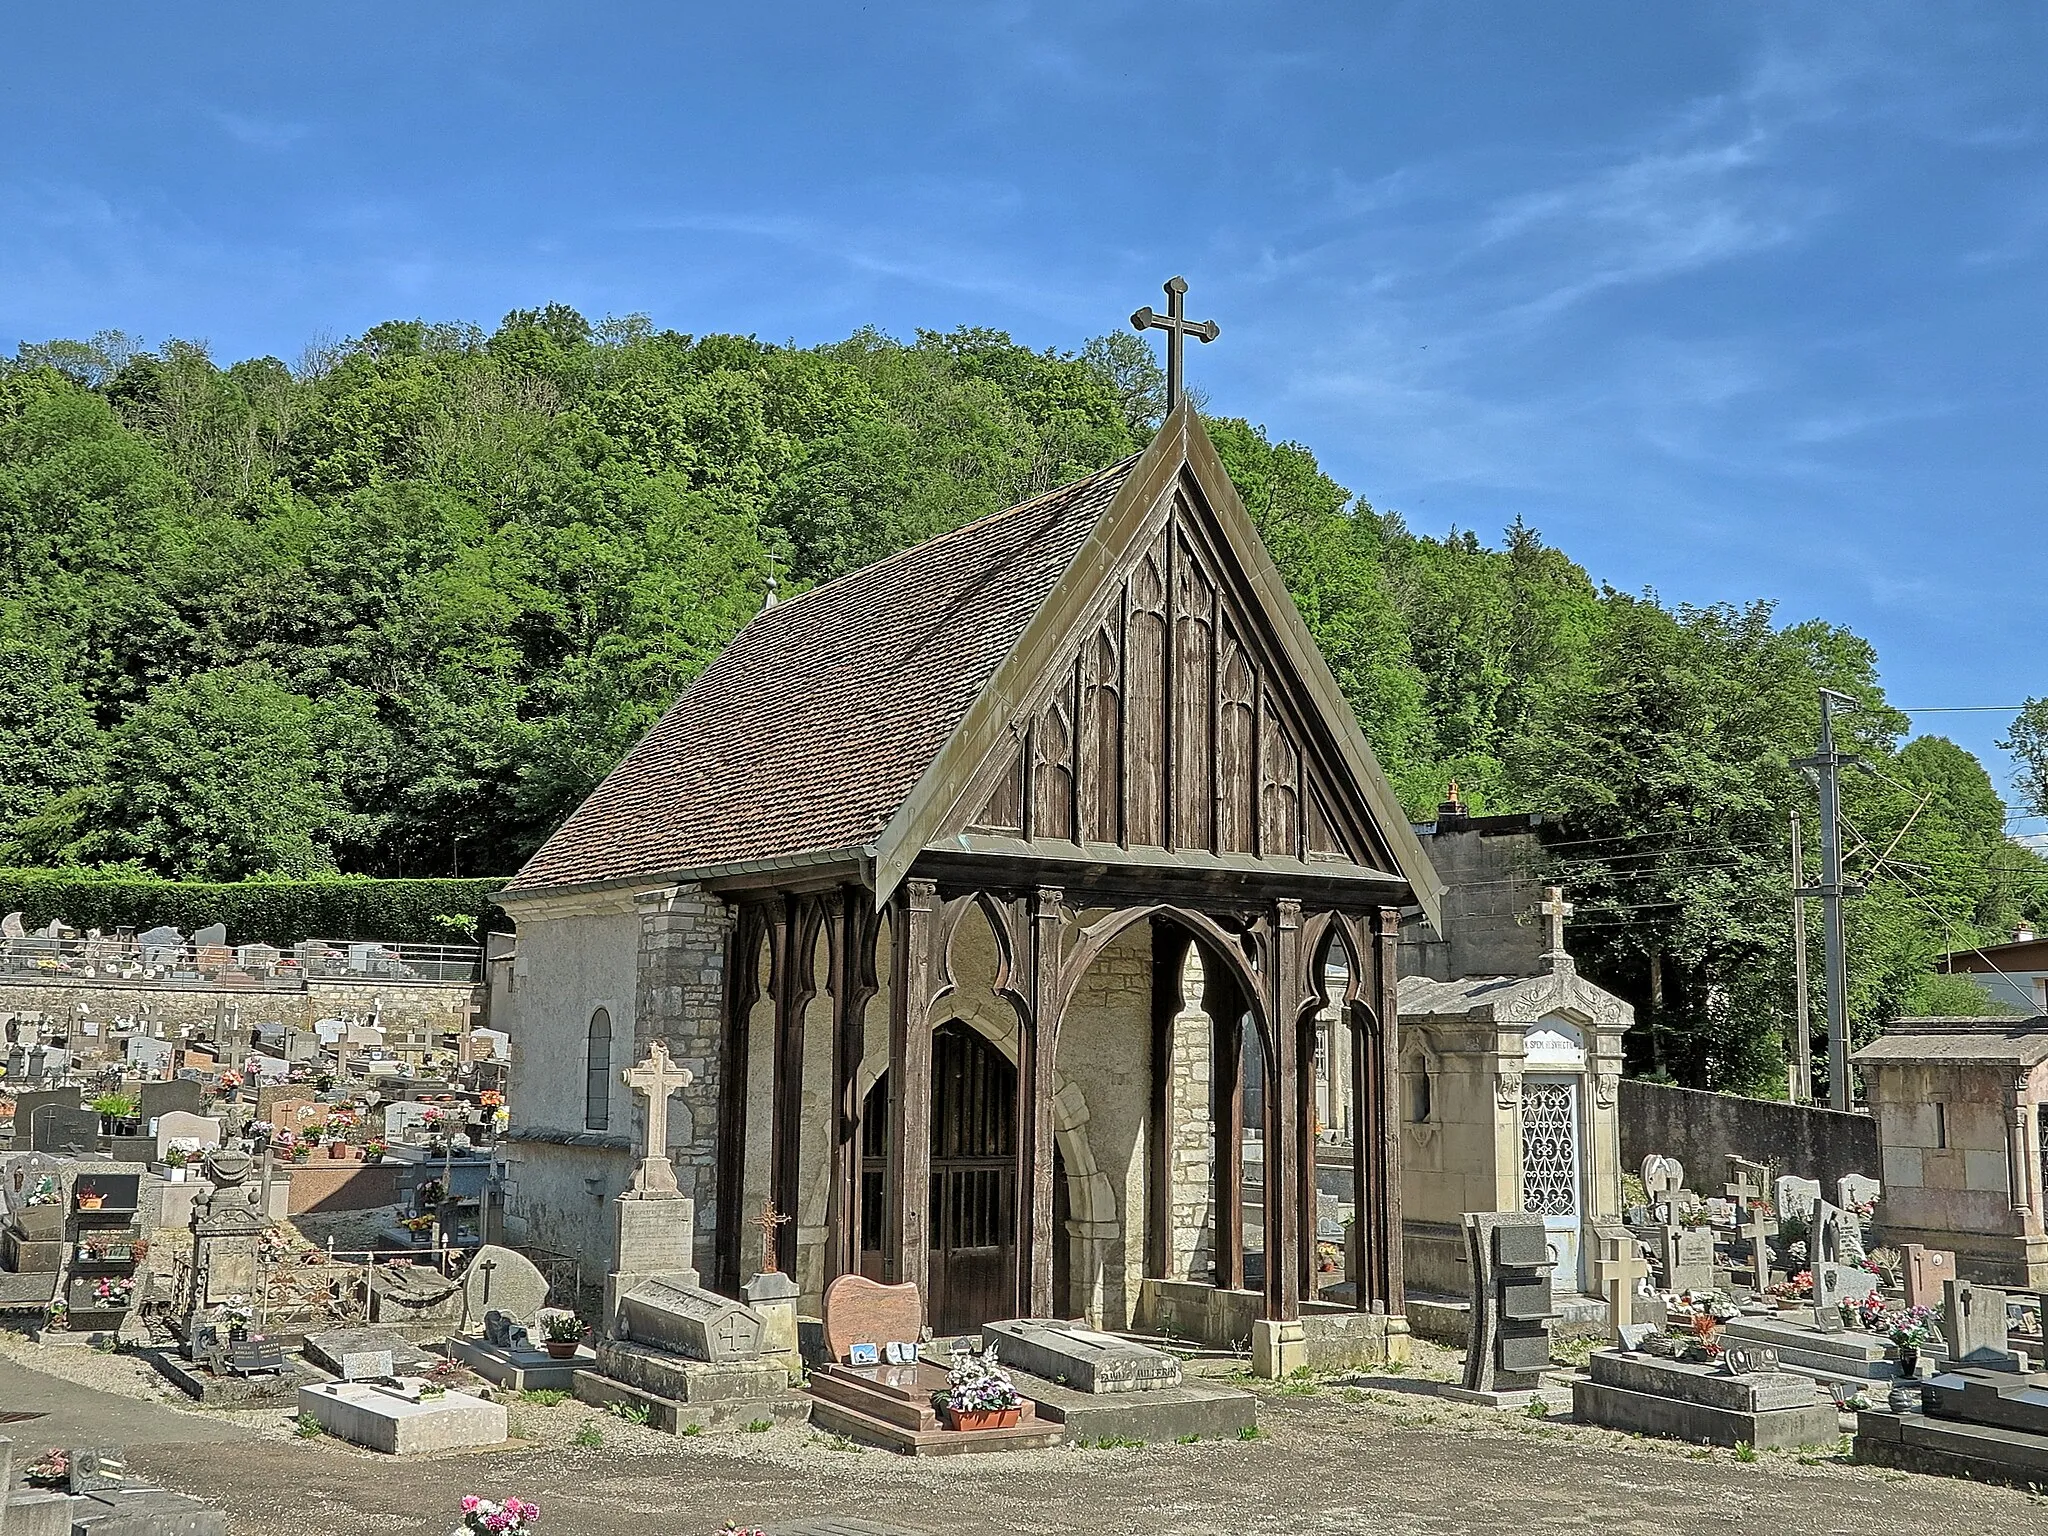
570;1364;812;1435
981;1319;1181;1394
1573;1351;1838;1450
999;1365;1255;1443
447;1336;593;1392
297;1378;508;1454
1856;1405;2048;1487
807;1360;1060;1456
302;1327;436;1377
1718;1316;1900;1382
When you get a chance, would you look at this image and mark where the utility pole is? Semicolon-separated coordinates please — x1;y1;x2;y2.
1795;689;1862;1112
1790;811;1812;1104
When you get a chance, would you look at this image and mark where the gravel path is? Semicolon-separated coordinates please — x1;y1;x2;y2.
5;1334;2044;1535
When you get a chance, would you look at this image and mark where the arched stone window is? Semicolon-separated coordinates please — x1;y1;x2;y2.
585;1008;612;1131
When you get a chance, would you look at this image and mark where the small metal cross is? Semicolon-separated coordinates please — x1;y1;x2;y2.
753;1198;791;1274
1131;275;1219;413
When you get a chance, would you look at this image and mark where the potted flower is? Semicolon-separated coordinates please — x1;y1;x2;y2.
212;1295;254;1340
932;1345;1024;1431
289;1140;313;1165
45;1298;69;1330
75;1182;105;1211
455;1495;539;1536
541;1313;584;1359
90;1091;141;1135
364;1139;388;1164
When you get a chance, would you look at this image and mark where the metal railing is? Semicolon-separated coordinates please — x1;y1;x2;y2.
0;936;481;990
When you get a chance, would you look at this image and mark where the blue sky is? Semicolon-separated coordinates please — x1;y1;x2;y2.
4;3;2044;819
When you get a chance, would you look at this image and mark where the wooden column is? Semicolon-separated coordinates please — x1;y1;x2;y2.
885;878;938;1297
1148;923;1191;1283
768;896;813;1278
1265;899;1304;1322
1017;886;1064;1317
1373;904;1405;1310
1209;967;1245;1291
714;905;764;1295
1297;1000;1320;1302
825;890;871;1287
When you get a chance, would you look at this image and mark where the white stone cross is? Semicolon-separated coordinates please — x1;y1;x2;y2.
622;1041;693;1195
1592;1227;1652;1340
1540;885;1574;962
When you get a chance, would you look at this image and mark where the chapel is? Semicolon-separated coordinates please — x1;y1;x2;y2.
493;377;1446;1347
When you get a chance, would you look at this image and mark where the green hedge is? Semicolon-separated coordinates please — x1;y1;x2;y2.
0;870;506;946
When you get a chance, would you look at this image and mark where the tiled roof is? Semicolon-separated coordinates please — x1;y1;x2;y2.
505;454;1143;893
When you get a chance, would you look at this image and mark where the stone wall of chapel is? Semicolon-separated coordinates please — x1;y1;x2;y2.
1169;950;1215;1283
1053;919;1153;1329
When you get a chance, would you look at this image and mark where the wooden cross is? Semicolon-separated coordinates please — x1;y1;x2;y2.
1130;275;1219;412
621;1041;693;1195
753;1198;792;1274
1540;885;1574;962
1592;1226;1651;1340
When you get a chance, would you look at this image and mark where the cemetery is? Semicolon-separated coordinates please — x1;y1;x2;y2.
2;282;2046;1535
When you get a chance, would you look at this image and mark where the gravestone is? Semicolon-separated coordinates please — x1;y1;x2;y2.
457;1244;549;1330
382;1101;431;1143
297;1378;508;1454
1838;1173;1880;1209
1903;1244;1958;1310
1591;1225;1652;1340
1666;1226;1716;1295
27;1102;96;1154
982;1318;1182;1394
192;924;227;949
615;1274;764;1364
1944;1279;2024;1371
744;1269;801;1381
187;1148;272;1312
1725;1157;1777;1290
823;1274;925;1364
341;1348;395;1382
1775;1175;1822;1224
139;1078;208;1121
603;1041;702;1334
1809;1199;1877;1312
155;1111;223;1160
1453;1212;1556;1403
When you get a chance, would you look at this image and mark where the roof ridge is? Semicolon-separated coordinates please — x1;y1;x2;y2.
761;451;1143;619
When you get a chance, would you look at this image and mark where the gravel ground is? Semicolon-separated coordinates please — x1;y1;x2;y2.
6;1333;2045;1536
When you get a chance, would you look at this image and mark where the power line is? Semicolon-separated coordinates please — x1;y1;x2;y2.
1891;705;2028;713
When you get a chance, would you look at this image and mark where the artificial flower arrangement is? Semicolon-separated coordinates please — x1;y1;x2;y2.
45;1298;68;1326
715;1525;768;1536
91;1275;134;1306
364;1139;388;1162
401;1214;438;1235
22;1450;68;1488
211;1295;255;1329
932;1344;1024;1430
1766;1270;1813;1302
24;1174;59;1207
1677;1310;1724;1364
75;1182;104;1210
454;1494;539;1536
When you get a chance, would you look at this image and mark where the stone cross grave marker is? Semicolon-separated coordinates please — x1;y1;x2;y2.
1725;1156;1776;1291
1592;1225;1652;1340
622;1040;693;1195
1945;1278;2023;1371
1539;885;1574;967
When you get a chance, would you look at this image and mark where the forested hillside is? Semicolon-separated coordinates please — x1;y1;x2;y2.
3;308;2042;1092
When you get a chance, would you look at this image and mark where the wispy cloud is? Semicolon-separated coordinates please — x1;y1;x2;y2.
212;111;311;152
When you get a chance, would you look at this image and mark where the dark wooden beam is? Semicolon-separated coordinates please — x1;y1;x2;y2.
1148;923;1192;1282
1209;966;1244;1292
1373;903;1405;1311
1017;886;1064;1317
885;879;938;1298
768;895;817;1279
714;904;765;1295
1265;899;1304;1322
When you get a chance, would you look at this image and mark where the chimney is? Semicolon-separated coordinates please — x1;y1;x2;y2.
1435;778;1469;833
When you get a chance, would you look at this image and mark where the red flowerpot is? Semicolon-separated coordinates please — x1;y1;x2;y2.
941;1406;1021;1432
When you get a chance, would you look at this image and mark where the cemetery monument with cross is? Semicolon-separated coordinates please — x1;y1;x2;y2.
495;277;1445;1374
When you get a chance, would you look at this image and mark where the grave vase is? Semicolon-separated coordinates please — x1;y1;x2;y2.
941;1406;1022;1432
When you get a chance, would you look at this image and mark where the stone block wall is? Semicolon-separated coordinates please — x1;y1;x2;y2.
1169;953;1214;1283
631;884;731;1275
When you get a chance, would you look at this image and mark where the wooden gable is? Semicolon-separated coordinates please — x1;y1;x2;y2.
876;403;1445;926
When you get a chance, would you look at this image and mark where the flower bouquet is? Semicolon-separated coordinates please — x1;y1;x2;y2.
933;1345;1024;1431
453;1495;539;1536
22;1450;68;1489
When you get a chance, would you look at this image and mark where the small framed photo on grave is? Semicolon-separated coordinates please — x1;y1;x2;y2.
848;1342;880;1366
885;1340;917;1364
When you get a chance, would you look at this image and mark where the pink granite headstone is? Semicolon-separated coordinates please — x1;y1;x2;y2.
1902;1244;1956;1310
822;1274;922;1363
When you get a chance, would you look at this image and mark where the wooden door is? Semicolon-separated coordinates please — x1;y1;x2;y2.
857;1022;1020;1333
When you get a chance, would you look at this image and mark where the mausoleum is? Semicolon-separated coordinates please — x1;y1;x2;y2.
494;344;1444;1364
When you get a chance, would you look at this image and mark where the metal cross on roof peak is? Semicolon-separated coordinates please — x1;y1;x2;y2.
1131;275;1219;413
